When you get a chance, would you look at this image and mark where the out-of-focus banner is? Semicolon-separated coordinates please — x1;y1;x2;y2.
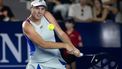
0;22;121;69
0;22;28;69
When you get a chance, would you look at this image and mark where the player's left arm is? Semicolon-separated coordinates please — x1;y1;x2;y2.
44;11;74;47
44;11;81;57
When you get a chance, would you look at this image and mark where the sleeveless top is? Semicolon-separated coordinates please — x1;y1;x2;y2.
25;16;65;63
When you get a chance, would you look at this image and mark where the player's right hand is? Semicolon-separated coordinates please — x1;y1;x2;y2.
65;44;74;54
65;44;81;57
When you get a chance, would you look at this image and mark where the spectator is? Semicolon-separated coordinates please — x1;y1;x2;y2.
86;0;94;6
102;0;117;5
92;0;110;23
63;18;83;69
93;0;116;23
0;0;14;22
53;0;70;21
102;0;118;22
68;0;93;22
104;0;122;23
115;0;122;23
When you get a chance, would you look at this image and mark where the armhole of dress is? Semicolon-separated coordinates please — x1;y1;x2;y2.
26;18;31;24
44;15;51;24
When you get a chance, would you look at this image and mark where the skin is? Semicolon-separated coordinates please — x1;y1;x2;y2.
80;0;86;6
0;0;8;17
102;0;117;5
0;0;3;6
22;6;81;57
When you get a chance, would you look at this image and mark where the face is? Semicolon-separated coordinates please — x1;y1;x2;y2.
0;0;3;6
80;0;86;5
65;22;74;30
94;0;101;8
31;6;46;20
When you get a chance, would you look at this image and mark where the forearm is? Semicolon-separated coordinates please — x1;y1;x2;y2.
58;32;74;47
41;41;66;49
93;18;104;22
26;34;67;49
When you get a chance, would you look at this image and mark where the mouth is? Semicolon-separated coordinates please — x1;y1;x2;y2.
36;14;42;18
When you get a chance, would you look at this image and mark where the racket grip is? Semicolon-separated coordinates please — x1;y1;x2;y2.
79;53;84;57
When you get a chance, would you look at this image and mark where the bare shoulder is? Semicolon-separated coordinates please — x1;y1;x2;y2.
44;11;54;19
44;11;57;25
45;11;50;15
44;11;63;33
22;20;31;29
45;11;51;16
22;20;33;34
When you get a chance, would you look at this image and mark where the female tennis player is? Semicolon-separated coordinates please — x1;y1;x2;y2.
22;0;81;69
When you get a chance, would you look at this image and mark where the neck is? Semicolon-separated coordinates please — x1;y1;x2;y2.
55;1;61;5
29;15;41;24
66;28;74;34
95;7;100;10
80;3;85;7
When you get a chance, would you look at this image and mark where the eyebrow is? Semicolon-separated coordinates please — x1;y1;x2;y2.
35;5;46;8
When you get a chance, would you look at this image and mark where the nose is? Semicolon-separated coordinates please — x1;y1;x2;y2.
38;9;43;14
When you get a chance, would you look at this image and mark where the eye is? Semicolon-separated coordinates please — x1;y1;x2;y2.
42;8;45;10
40;7;45;10
34;6;45;10
34;6;40;9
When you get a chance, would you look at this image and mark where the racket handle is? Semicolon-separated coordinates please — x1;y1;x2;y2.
79;53;84;57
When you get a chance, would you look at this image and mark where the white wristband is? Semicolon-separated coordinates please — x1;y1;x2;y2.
79;53;84;57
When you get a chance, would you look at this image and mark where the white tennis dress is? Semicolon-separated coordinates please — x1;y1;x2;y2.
25;16;66;69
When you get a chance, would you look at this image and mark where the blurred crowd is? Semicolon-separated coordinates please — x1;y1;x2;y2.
0;0;122;23
45;0;122;23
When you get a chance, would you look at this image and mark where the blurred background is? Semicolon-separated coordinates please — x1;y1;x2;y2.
0;0;122;69
1;0;122;22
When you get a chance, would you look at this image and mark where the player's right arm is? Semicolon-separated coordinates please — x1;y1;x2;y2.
22;21;74;52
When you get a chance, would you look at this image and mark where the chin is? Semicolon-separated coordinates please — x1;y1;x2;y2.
36;18;41;20
35;17;41;20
